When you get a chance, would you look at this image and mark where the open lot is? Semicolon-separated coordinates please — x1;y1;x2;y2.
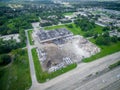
32;48;77;83
31;23;100;83
44;23;120;62
33;27;100;72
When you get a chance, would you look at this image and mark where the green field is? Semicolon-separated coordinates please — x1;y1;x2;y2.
44;24;67;30
32;48;77;83
44;23;103;36
0;49;31;90
63;12;73;16
28;30;34;45
44;23;82;35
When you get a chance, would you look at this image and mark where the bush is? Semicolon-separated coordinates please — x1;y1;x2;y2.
109;61;120;69
111;36;118;43
102;27;110;31
95;36;111;45
0;54;11;66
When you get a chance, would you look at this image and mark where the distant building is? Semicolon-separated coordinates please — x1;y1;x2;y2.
0;34;20;42
36;28;73;44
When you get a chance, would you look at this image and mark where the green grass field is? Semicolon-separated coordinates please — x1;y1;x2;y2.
28;30;34;45
0;49;31;90
44;24;67;30
32;48;77;83
44;23;103;36
44;23;83;35
63;12;73;16
93;25;103;34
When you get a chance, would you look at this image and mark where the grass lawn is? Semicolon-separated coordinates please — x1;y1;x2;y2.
93;25;103;34
0;49;32;90
44;23;103;36
63;12;73;16
28;30;34;45
44;23;84;35
32;48;77;83
83;41;120;62
44;24;68;30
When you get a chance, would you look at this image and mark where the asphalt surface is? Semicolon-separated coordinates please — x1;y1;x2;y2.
75;67;120;90
102;79;120;90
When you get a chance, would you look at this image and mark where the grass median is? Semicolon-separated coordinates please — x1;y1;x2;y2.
109;60;120;69
28;30;34;45
31;48;77;83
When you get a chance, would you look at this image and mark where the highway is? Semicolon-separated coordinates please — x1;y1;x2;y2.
75;67;120;90
102;79;120;90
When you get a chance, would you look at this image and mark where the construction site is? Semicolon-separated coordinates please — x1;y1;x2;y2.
32;28;100;73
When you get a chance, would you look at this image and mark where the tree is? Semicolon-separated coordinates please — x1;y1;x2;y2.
102;27;110;31
96;36;111;45
0;39;20;54
84;31;94;37
103;32;109;37
67;24;73;28
0;54;11;66
74;18;95;31
93;33;98;39
19;29;26;46
111;36;118;43
118;28;120;32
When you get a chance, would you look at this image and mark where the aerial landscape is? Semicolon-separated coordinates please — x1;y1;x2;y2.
0;0;120;90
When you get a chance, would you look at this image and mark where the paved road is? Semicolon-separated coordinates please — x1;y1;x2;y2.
102;79;120;90
75;66;120;90
25;30;39;88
